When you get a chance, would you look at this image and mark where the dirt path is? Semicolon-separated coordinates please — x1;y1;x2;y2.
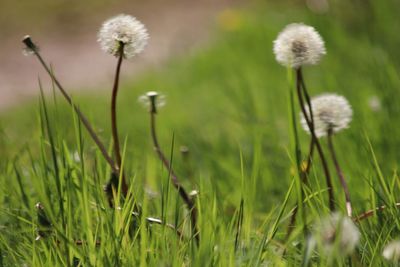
0;0;238;110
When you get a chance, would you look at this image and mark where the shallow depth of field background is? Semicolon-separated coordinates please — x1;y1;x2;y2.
1;0;400;265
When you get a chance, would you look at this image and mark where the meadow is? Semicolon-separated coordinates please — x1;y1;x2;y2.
1;0;400;266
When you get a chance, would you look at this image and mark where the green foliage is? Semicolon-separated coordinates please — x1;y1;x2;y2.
1;0;400;265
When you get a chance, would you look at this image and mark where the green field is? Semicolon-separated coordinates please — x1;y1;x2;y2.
1;0;400;266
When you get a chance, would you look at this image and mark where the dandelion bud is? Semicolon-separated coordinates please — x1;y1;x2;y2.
300;93;352;138
383;240;400;262
98;14;149;59
138;91;166;113
312;212;360;256
273;23;326;68
22;35;39;56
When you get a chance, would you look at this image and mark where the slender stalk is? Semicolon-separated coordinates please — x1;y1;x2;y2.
327;130;352;217
149;106;199;244
234;198;244;251
296;68;335;211
300;72;316;175
305;138;315;175
354;203;400;222
23;36;129;207
285;70;320;241
285;84;313;242
110;42;128;195
22;36;117;173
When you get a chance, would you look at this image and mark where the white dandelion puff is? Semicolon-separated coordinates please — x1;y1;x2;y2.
273;23;326;68
312;212;360;256
300;93;352;138
383;240;400;262
138;91;166;112
98;14;149;59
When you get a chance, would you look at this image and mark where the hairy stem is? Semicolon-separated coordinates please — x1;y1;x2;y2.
149;111;199;244
328;130;352;217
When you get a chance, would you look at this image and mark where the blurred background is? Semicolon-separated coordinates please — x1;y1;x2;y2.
0;0;238;109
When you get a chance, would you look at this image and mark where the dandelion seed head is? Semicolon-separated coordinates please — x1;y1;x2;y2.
273;23;326;68
313;212;360;256
383;240;400;262
138;91;166;112
300;93;352;137
98;14;149;59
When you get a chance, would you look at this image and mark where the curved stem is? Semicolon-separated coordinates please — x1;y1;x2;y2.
150;111;199;244
327;130;352;217
110;43;128;195
296;68;335;211
22;36;117;173
285;72;317;242
285;69;321;241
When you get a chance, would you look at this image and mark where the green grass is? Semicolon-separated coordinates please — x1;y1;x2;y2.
1;0;400;265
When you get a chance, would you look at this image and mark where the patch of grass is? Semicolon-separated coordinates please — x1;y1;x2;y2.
1;0;400;265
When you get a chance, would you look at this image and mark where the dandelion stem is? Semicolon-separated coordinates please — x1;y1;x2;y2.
149;109;199;244
327;129;352;217
110;42;128;195
300;72;316;175
305;137;315;175
354;203;400;222
296;68;335;211
285;68;317;241
23;36;131;207
22;36;117;173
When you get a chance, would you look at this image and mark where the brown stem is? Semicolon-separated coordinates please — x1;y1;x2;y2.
149;111;199;244
296;68;335;211
110;42;128;195
22;36;117;173
301;76;316;175
305;137;315;175
23;36;130;208
327;130;352;217
354;203;400;222
285;84;317;241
